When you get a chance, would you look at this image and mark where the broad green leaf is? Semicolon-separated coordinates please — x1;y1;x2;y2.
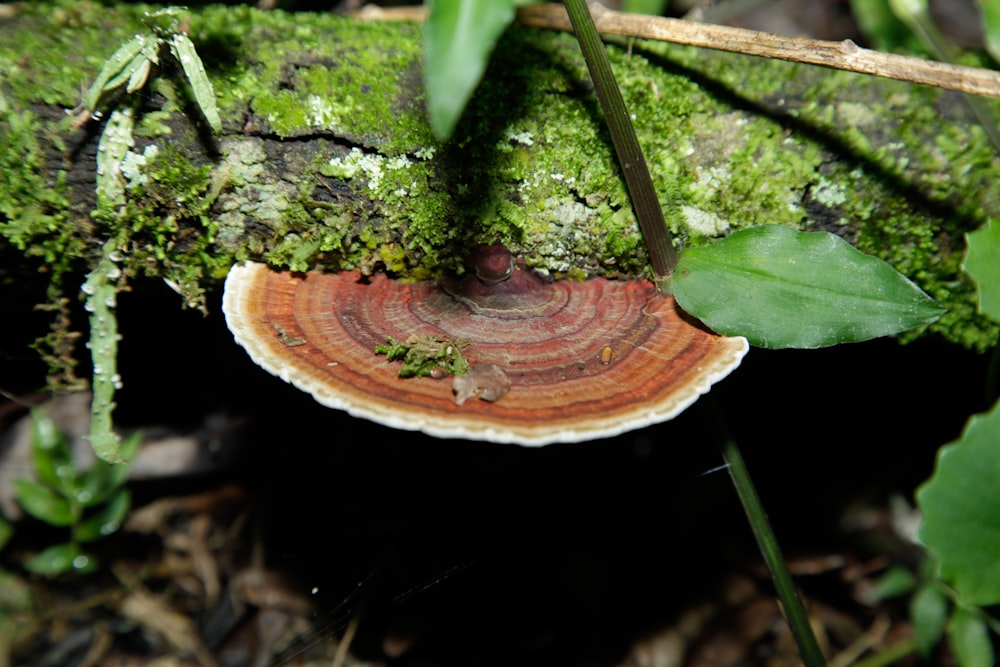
12;479;73;527
424;0;516;140
24;543;92;577
947;607;995;667
962;219;1000;321
75;489;131;543
30;408;75;492
917;398;1000;606
673;225;945;348
977;0;1000;64
169;35;221;133
911;583;949;656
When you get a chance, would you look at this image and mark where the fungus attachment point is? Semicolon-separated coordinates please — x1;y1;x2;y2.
223;260;748;445
470;244;514;285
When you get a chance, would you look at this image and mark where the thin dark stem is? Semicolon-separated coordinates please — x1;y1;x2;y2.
563;0;677;285
715;406;827;667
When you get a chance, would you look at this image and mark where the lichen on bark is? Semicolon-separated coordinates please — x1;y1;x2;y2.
1;0;998;371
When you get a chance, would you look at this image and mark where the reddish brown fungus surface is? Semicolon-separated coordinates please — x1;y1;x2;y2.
223;262;748;445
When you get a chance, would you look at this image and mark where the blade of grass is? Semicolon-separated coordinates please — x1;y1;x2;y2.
563;0;677;285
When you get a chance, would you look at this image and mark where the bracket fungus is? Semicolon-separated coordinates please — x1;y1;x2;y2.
222;246;748;445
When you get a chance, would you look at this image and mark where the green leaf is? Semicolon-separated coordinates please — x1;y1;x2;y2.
30;408;75;492
75;489;131;543
423;0;516;140
947;607;995;667
0;568;33;611
911;583;949;656
866;565;917;602
978;0;1000;64
169;35;221;133
673;225;945;348
96;107;136;207
917;398;1000;606
24;542;90;577
962;219;1000;321
79;431;139;507
84;35;149;110
126;57;153;95
12;480;74;527
0;516;13;552
849;0;925;52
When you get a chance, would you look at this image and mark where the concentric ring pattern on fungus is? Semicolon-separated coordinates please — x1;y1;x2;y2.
223;261;748;445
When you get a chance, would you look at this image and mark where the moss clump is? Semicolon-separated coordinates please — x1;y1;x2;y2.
99;141;232;310
0;108;86;386
0;110;78;271
375;334;471;378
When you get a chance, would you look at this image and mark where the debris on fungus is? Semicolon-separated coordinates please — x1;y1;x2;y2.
222;246;748;445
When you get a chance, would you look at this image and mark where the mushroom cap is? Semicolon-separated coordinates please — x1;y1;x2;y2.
223;261;748;445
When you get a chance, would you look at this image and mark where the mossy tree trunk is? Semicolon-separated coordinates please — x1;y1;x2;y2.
2;1;998;372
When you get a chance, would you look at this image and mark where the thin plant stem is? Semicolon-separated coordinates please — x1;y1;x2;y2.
518;3;1000;99
563;0;678;284
717;416;827;667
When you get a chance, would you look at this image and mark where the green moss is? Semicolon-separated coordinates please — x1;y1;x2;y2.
3;3;999;352
87;141;229;310
375;334;470;378
0;108;85;386
199;6;434;154
0;110;77;265
0;1;147;110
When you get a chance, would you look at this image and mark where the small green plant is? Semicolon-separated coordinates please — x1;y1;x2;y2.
83;7;221;134
11;409;138;577
908;398;1000;666
80;6;222;464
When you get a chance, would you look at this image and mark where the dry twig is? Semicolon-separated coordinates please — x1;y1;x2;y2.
352;2;1000;99
516;3;1000;99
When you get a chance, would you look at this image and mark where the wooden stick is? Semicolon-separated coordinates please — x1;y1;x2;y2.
515;3;1000;99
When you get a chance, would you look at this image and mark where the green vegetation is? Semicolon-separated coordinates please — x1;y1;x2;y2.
375;334;471;378
8;410;137;576
1;2;999;662
673;225;945;348
2;2;997;357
